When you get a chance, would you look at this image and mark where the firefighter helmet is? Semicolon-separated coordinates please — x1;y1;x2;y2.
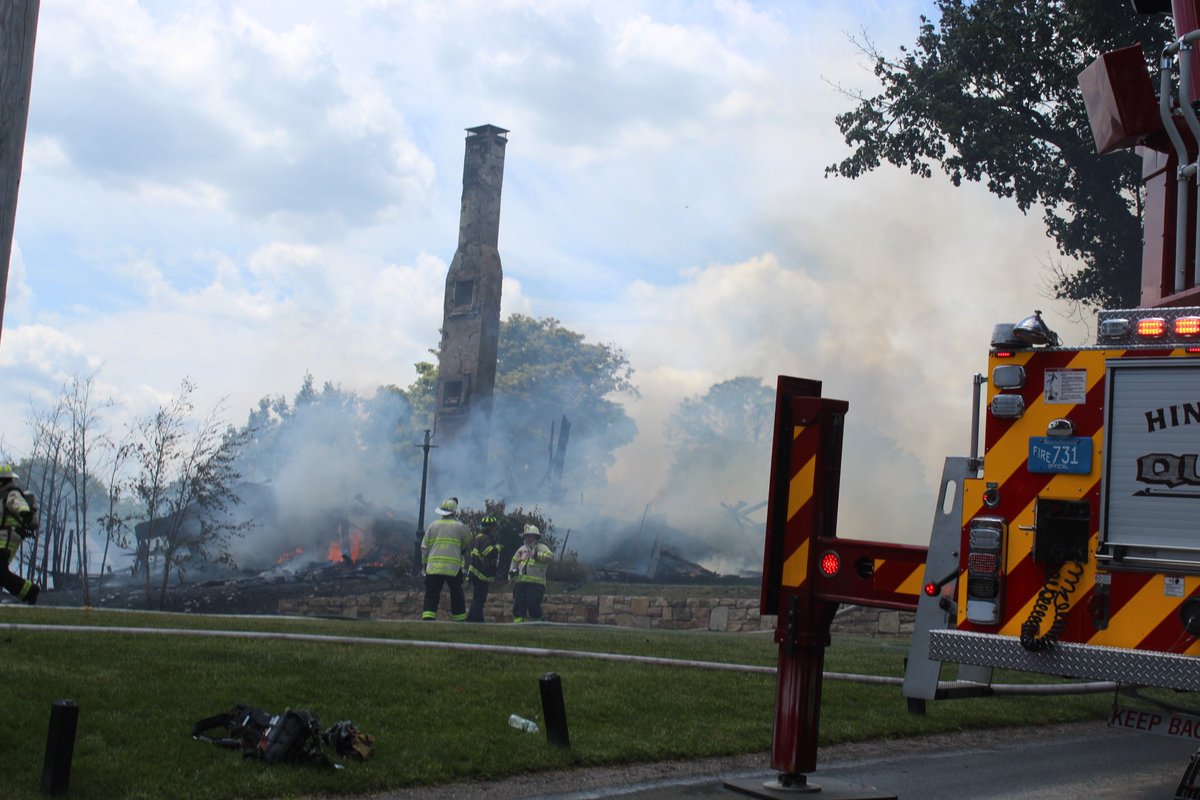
480;515;498;528
522;523;541;538
0;464;16;483
436;497;459;516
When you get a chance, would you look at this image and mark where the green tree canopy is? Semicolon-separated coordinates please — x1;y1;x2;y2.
492;314;638;494
236;371;421;485
663;376;773;513
827;0;1172;308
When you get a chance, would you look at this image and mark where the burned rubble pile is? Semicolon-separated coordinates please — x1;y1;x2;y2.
38;562;423;615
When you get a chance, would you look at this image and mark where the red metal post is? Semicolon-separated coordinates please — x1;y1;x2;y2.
760;378;846;777
760;378;929;781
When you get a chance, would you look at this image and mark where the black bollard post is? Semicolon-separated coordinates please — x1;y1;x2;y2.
539;672;570;747
41;699;79;796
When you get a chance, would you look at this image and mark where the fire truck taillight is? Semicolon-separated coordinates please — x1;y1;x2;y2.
1137;317;1167;337
966;517;1006;625
923;581;938;597
818;550;841;577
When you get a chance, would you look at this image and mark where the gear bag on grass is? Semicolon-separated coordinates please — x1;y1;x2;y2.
192;705;330;766
193;704;374;765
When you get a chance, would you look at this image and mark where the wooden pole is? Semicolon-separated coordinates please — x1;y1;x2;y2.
0;0;40;347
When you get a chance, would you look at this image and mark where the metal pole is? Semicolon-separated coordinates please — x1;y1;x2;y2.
414;429;435;574
0;0;40;347
539;672;570;747
969;373;986;472
41;699;78;796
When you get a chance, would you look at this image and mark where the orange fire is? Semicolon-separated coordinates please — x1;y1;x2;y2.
276;547;304;565
327;530;364;563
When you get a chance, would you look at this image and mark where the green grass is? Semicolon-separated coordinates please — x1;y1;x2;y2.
0;606;1112;799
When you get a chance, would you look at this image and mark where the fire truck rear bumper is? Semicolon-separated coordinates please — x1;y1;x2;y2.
929;630;1200;691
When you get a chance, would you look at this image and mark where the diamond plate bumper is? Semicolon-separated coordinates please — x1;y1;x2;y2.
928;629;1200;691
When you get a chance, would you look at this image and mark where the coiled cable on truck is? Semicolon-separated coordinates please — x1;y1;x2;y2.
1020;561;1083;652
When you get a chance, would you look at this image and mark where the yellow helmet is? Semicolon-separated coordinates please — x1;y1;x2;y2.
436;497;459;516
0;464;17;482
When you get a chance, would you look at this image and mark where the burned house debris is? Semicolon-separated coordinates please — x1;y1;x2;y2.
128;481;415;590
586;513;755;585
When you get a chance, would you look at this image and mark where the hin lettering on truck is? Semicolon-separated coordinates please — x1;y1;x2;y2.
1103;360;1200;554
1135;401;1200;496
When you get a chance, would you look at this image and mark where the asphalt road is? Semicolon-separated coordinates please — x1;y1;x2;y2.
505;720;1198;800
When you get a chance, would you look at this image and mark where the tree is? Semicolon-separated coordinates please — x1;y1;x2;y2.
826;0;1173;308
237;371;423;481
663;376;774;509
491;314;637;495
95;430;134;596
62;372;111;603
16;372;117;597
131;379;248;608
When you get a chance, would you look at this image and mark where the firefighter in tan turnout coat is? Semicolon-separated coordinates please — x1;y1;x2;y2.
420;497;471;621
510;524;553;622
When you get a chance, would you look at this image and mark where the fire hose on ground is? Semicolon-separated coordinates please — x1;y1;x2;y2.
0;622;1117;696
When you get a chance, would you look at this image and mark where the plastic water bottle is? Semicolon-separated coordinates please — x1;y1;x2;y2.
508;713;539;734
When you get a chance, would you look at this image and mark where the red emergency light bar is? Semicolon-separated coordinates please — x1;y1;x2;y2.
1097;307;1200;346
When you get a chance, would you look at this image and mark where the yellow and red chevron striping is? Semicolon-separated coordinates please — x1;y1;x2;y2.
963;346;1200;654
780;423;820;590
871;558;923;599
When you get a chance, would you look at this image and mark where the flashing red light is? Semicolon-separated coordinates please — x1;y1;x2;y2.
994;350;1014;358
923;581;938;597
1177;317;1200;336
819;550;841;577
1137;317;1167;337
1188;347;1200;354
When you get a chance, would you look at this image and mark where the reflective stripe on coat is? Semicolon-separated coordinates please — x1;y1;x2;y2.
421;518;470;576
511;543;554;585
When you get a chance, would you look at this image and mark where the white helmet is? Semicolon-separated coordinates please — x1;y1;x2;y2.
522;523;541;538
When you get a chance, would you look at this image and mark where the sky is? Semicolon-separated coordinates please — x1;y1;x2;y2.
1;0;1100;563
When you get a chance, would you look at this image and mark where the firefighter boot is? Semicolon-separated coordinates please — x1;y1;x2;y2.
22;582;38;604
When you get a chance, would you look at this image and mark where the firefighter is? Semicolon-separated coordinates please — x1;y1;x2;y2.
465;515;502;622
510;523;553;623
0;465;39;604
420;497;470;621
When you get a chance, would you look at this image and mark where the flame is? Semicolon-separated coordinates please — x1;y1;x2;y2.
276;547;304;565
327;529;365;563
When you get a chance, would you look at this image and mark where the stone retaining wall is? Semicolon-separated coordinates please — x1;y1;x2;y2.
277;589;914;635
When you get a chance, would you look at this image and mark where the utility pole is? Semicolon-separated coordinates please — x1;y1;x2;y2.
413;429;436;575
0;0;40;347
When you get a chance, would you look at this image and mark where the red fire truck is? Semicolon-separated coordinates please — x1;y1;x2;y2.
742;3;1200;798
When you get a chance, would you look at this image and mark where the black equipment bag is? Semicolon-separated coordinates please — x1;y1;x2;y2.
193;705;330;766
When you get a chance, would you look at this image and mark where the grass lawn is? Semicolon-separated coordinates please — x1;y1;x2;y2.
0;606;1112;800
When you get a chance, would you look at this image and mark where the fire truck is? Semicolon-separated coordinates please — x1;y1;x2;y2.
738;3;1200;798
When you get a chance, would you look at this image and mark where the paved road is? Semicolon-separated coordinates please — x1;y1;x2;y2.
518;721;1197;800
